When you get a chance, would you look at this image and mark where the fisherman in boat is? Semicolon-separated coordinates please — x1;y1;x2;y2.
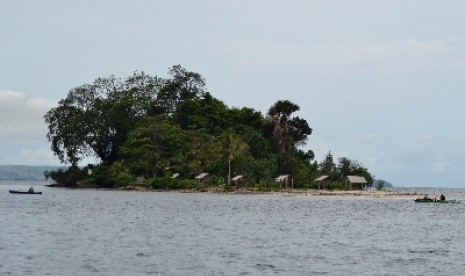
28;186;34;194
422;194;433;201
439;194;446;201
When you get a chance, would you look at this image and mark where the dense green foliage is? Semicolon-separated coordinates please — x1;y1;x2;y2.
44;65;373;189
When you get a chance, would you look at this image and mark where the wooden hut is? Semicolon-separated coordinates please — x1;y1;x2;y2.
275;175;293;189
195;173;209;185
314;175;331;189
345;175;368;190
231;175;244;187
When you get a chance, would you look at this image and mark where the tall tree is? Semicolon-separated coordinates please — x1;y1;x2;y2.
44;74;155;164
44;66;205;165
267;100;313;173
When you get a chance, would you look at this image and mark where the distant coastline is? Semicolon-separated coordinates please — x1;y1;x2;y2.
0;165;64;181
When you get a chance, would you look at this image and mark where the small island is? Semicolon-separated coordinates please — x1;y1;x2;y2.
44;65;382;193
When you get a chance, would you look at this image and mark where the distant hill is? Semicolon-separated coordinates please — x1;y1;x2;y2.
372;179;394;188
0;165;64;180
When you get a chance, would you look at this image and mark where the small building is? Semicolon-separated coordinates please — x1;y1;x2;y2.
345;175;368;190
314;175;330;181
195;173;209;184
231;175;244;187
275;175;293;189
171;173;180;179
314;175;331;189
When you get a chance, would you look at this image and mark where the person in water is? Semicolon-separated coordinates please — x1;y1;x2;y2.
439;194;446;201
28;186;34;193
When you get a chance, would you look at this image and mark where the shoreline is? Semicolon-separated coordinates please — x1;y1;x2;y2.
232;189;424;199
46;184;425;199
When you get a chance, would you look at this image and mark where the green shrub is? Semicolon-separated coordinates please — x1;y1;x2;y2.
87;165;116;187
148;177;199;190
223;185;236;192
48;165;86;187
325;181;345;190
110;162;135;186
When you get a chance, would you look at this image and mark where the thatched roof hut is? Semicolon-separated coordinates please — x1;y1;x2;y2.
345;175;368;190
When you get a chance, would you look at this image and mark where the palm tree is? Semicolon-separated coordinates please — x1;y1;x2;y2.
267;100;312;173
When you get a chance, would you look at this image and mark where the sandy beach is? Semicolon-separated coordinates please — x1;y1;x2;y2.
202;187;425;199
275;189;424;199
55;184;427;200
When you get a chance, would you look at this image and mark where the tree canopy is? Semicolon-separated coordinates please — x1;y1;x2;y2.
44;66;206;165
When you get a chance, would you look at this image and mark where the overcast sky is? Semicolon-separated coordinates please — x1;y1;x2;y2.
1;1;465;187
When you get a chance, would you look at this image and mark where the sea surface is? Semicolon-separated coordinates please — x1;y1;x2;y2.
1;181;465;275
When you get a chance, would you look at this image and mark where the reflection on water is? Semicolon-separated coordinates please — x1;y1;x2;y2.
1;181;465;275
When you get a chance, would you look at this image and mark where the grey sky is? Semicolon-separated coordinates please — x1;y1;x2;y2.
1;1;465;187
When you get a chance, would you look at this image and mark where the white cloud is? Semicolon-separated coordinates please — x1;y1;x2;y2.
0;90;56;142
0;90;59;165
0;90;26;110
26;96;56;112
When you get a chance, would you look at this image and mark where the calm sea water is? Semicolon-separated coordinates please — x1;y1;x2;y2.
1;181;465;275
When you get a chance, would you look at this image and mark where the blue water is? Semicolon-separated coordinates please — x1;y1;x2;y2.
1;181;465;275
